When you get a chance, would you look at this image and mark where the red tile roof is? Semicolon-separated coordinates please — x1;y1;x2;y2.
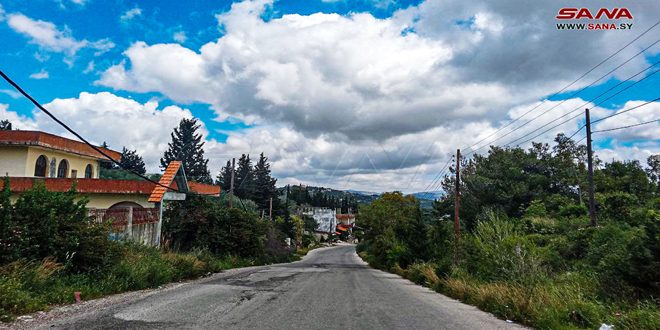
1;177;155;194
0;130;121;161
148;161;181;203
1;176;221;200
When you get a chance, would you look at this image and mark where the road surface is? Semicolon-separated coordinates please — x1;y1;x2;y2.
22;245;525;329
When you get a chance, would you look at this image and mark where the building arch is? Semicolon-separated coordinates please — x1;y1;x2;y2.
57;159;69;178
34;155;48;177
84;164;94;178
108;201;143;210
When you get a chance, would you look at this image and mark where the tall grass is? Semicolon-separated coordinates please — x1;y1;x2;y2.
0;244;263;322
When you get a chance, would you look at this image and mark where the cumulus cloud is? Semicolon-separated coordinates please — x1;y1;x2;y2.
593;101;660;141
29;69;49;80
6;13;114;60
46;0;659;191
0;93;196;172
98;0;659;144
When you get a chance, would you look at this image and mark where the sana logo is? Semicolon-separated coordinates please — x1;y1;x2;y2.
556;8;633;20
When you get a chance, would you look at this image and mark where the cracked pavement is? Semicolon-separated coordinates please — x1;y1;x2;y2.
16;245;526;330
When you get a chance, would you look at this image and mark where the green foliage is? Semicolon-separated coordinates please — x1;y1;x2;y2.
99;168;161;181
2;183;120;272
358;138;660;329
0;245;251;322
358;192;427;269
119;147;146;175
160;118;212;183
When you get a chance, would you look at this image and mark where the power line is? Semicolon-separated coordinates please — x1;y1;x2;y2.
462;21;660;153
591;97;660;124
420;155;453;200
593;118;660;133
467;41;660;156
501;65;660;148
0;69;219;197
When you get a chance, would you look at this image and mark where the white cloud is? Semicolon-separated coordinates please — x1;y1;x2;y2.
0;89;21;99
0;93;196;172
0;104;39;130
592;101;660;141
6;13;115;61
29;69;50;80
173;31;187;43
120;7;142;21
51;0;660;191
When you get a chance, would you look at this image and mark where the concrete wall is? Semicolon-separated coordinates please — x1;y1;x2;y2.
0;146;28;176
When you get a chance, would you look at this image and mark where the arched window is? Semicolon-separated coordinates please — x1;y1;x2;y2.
34;155;48;177
84;164;93;178
57;159;69;178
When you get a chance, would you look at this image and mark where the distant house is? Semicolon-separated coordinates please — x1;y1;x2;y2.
0;130;220;245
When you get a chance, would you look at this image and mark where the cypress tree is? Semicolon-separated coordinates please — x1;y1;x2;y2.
119;147;146;175
234;154;255;199
217;160;233;191
160;118;212;183
253;153;278;211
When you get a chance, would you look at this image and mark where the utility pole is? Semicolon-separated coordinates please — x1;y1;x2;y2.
585;109;598;226
229;158;235;209
269;197;273;220
454;149;461;238
453;149;461;265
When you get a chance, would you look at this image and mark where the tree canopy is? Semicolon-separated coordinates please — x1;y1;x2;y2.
161;118;212;183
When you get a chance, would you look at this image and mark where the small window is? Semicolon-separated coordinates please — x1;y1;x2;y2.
34;155;48;177
84;164;93;178
57;159;69;178
70;170;78;179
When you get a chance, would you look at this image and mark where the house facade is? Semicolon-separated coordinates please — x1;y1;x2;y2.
0;130;119;179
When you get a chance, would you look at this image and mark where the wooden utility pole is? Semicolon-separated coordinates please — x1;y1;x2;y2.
585;109;598;226
454;149;461;238
269;197;273;220
229;158;235;208
453;149;461;265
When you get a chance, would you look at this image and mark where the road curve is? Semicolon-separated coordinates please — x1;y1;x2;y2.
26;245;526;329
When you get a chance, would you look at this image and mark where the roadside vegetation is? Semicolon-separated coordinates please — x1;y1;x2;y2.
356;134;659;330
0;179;304;322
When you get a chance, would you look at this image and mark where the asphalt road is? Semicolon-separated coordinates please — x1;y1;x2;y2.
31;245;525;330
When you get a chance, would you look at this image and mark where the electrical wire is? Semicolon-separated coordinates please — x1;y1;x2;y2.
466;42;660;157
420;155;454;200
591;97;660;124
593;118;660;133
461;20;660;153
0;69;220;198
500;65;660;148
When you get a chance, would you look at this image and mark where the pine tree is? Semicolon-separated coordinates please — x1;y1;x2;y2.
0;119;12;130
253;153;278;211
217;160;233;191
160;118;212;183
119;147;146;175
234;154;255;199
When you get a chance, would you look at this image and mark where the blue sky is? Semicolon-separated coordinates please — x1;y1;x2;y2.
0;0;424;141
0;0;658;192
